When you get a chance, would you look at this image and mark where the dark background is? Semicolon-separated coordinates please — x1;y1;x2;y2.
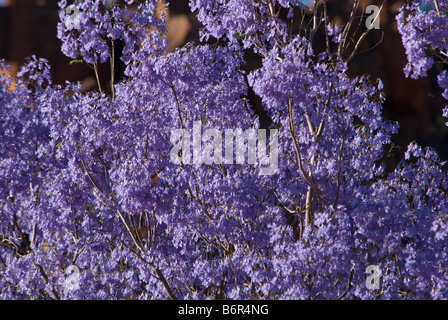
1;0;447;171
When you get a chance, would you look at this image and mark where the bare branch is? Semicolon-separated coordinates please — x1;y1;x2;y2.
346;0;387;64
434;0;441;15
116;209;145;254
338;0;360;58
309;0;322;45
110;38;115;100
171;85;185;129
333;131;346;208
154;267;178;300
93;61;103;94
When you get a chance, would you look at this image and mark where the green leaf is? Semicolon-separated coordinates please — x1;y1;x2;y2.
69;59;84;66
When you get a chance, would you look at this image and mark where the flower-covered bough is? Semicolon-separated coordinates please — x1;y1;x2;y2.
0;0;447;299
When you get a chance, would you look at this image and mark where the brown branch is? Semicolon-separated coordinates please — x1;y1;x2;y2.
434;0;441;15
324;0;330;54
93;61;103;94
82;160;106;195
337;268;354;300
171;85;185;129
333;131;346;208
110;38;115;100
394;253;408;294
309;0;320;45
116;209;145;254
287;95;323;217
119;239;177;300
338;0;359;58
145;211;152;248
345;0;387;64
128;212;140;243
154;267;178;300
34;262;61;300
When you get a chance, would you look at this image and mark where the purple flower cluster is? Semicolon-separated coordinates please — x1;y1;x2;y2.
0;0;447;300
58;0;166;65
396;0;448;125
189;0;293;55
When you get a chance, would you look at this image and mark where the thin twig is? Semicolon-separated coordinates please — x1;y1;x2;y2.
145;211;152;247
309;0;320;44
82;160;105;195
116;209;145;254
434;0;441;15
338;0;360;58
154;267;178;300
93;61;103;94
110;38;115;100
171;85;185;129
324;0;330;54
333;131;346;208
346;0;386;64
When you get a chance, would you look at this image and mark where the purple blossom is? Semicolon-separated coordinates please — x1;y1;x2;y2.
396;0;448;125
0;0;447;300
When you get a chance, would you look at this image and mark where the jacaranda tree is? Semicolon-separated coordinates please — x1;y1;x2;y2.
0;0;447;300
